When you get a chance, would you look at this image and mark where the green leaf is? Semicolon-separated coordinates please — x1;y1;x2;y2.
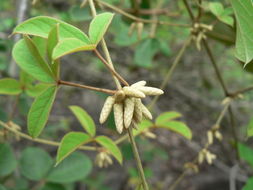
69;105;96;137
25;83;52;97
47;24;59;61
47;152;92;183
133;120;154;136
13;16;90;43
20;147;53;181
0;143;17;177
247;117;253;138
89;13;114;44
156;121;192;140
134;38;160;68
47;24;60;78
56;132;91;165
238;143;253;168
230;0;253;65
209;2;224;16
52;38;95;60
95;136;123;164
12;38;55;83
243;177;253;190
155;111;182;125
0;78;22;95
219;15;234;26
28;85;57;138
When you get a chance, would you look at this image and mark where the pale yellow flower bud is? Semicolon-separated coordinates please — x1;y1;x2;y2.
113;103;124;134
141;103;153;120
123;86;146;98
133;98;143;123
136;86;164;96
131;80;147;88
99;96;115;124
124;98;135;128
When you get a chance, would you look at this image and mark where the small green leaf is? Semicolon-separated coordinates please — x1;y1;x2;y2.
219;15;234;26
155;111;182;125
156;121;192;140
20;147;53;181
247;117;253;138
47;24;60;78
12;38;55;83
25;83;52;97
243;177;253;190
52;38;95;60
89;13;114;44
230;0;253;65
95;136;123;164
0;78;22;95
0;143;17;177
47;152;92;183
209;2;224;16
69;105;96;137
56;132;91;165
28;85;57;138
238;143;253;168
13;16;90;43
133;120;154;136
41;183;66;190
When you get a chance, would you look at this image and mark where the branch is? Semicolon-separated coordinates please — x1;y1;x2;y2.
58;80;117;95
93;49;129;86
0;121;96;151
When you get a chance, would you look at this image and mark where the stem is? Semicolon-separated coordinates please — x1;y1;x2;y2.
88;0;122;90
88;1;148;187
93;49;129;86
95;0;190;27
127;129;149;190
229;85;253;97
202;39;229;96
0;121;96;151
148;37;191;109
58;80;117;95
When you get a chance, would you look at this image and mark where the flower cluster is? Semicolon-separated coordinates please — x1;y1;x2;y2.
99;81;164;133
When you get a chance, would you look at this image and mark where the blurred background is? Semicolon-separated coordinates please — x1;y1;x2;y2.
0;0;253;189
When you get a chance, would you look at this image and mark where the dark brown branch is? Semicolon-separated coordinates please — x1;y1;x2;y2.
58;80;117;95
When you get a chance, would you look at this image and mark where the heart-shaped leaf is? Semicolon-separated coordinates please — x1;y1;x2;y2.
28;85;57;138
95;136;122;164
56;132;91;165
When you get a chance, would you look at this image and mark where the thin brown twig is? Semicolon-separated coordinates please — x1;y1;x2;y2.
58;80;117;95
95;0;190;27
0;121;96;151
93;49;129;86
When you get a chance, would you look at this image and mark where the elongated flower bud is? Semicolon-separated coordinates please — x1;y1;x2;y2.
99;96;115;124
136;86;164;96
131;80;147;88
113;103;124;134
123;86;145;98
141;103;153;120
133;98;143;123
114;90;125;103
124;98;135;128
